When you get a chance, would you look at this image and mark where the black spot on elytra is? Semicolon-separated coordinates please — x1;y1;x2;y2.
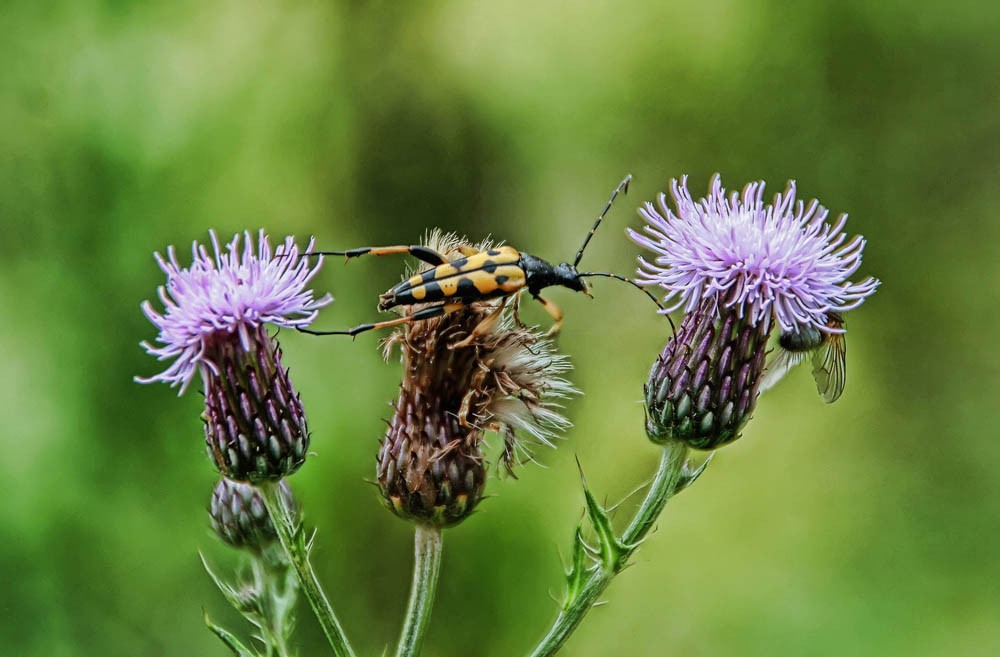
420;281;443;299
456;277;479;298
480;259;499;273
487;249;502;256
495;275;509;285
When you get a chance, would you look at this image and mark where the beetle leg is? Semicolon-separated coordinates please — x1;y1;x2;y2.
510;292;542;355
305;245;448;266
511;292;527;328
457;388;478;429
297;302;464;339
451;296;510;349
533;294;564;336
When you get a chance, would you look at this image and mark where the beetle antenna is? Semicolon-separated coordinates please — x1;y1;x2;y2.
573;174;632;268
579;272;676;332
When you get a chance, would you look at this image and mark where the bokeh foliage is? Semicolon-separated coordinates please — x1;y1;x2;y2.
2;1;998;655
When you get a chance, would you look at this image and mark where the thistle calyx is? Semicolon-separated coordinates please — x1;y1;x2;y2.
203;328;310;481
645;303;770;449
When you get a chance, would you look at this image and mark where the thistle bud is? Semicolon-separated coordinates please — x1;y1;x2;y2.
377;232;576;527
645;302;770;448
209;477;296;551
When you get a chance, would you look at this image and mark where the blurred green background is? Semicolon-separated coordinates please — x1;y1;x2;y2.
2;1;998;655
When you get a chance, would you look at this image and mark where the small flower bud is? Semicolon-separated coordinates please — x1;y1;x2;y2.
209;477;296;551
645;302;770;448
202;328;309;481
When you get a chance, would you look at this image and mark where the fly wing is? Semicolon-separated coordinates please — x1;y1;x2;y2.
759;348;808;395
811;334;846;403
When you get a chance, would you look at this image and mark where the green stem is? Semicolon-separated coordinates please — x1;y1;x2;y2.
250;554;295;657
395;525;444;657
258;481;356;657
527;441;689;657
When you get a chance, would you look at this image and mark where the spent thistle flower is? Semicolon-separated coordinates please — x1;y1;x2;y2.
630;176;879;448
138;230;332;480
377;232;577;527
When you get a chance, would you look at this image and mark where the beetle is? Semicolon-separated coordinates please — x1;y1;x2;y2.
299;174;664;344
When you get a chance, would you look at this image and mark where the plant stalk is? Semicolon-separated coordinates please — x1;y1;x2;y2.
395;525;444;657
258;481;356;657
250;553;296;657
527;440;689;657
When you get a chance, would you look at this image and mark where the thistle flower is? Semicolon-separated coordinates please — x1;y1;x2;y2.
209;477;296;552
377;232;577;527
138;230;332;480
629;175;878;334
630;176;879;448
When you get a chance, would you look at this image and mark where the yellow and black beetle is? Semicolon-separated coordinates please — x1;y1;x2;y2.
299;175;664;343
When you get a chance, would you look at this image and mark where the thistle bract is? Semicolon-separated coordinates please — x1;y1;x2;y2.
138;230;331;480
645;301;769;448
201;328;310;481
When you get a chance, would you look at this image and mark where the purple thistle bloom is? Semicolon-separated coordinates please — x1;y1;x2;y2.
138;230;331;481
628;175;879;334
138;230;332;393
634;176;879;448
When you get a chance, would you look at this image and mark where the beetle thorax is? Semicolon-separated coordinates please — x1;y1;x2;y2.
520;253;585;294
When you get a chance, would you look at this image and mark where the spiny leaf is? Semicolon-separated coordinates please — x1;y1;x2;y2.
607;479;651;515
563;525;591;609
305;528;318;553
204;611;259;657
577;457;628;571
200;552;236;597
675;453;713;493
200;552;257;614
582;486;628;570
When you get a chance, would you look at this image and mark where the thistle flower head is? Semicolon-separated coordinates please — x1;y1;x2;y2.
138;230;330;480
138;230;332;393
628;175;879;334
378;231;577;527
632;176;879;448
